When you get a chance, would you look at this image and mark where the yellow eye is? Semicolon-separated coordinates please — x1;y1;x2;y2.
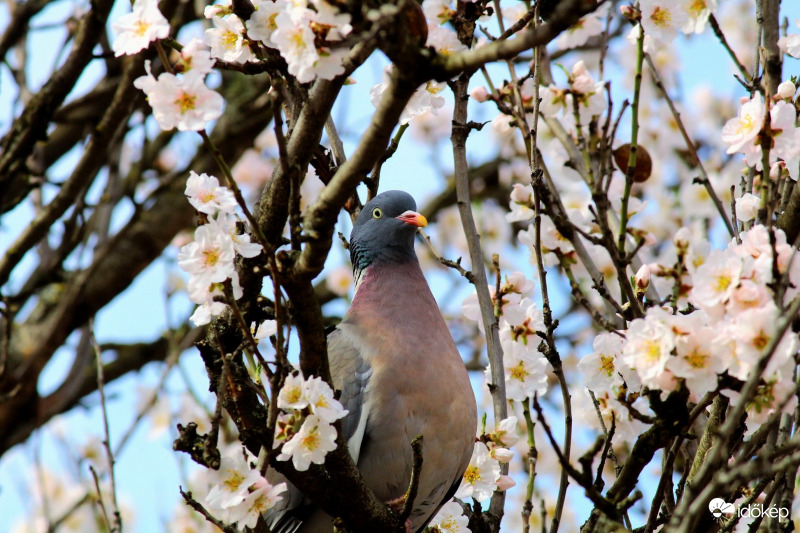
372;207;383;219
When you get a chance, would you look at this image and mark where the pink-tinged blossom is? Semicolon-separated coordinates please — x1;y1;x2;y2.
205;16;254;63
185;171;237;215
721;95;764;154
276;414;338;471
178;38;215;78
504;271;535;295
556;5;606;49
640;0;689;43
470;86;489;102
177;220;236;286
133;65;224;131
455;442;501;502
668;327;724;398
370;66;446;124
689;249;743;310
422;0;455;25
426;24;467;56
271;11;319;83
112;0;170;57
731;303;799;376
312;0;352;40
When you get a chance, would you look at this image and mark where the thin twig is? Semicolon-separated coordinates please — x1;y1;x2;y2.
89;319;122;533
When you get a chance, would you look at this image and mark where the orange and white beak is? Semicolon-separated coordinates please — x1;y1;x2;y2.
396;210;428;228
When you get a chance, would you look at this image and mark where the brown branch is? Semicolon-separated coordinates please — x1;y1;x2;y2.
0;0;118;213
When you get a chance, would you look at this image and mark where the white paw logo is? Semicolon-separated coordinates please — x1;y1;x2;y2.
708;498;735;519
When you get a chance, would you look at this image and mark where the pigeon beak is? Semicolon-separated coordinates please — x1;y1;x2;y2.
396;210;428;228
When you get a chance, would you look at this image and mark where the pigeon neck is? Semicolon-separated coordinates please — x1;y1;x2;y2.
352;258;421;301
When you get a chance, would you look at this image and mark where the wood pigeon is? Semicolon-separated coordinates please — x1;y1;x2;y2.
266;190;477;532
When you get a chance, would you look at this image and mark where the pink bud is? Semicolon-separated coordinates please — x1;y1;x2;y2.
470;86;490;102
496;475;516;491
619;5;639;20
635;264;651;291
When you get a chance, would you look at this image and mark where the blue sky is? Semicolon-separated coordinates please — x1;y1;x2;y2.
1;1;799;531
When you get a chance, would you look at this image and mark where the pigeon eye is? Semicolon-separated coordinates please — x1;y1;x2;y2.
372;207;383;219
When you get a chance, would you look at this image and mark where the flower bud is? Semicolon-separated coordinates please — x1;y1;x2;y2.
620;5;640;21
470;86;490;102
491;447;514;464
509;183;533;204
496;475;516;491
635;264;651;292
777;80;797;100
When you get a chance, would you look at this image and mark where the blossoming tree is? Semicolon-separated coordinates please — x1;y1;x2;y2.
1;0;799;531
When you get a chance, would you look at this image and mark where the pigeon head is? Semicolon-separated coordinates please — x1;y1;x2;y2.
349;190;427;273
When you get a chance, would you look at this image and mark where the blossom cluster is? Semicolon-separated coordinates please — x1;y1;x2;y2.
241;0;353;82
455;416;518;503
133;42;224;132
579;226;800;438
721;85;800;182
273;373;348;471
631;0;719;50
201;450;287;529
463;272;550;402
177;171;262;326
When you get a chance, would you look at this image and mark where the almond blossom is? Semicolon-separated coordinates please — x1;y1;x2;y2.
204;455;263;511
204;15;254;63
177;218;237;287
455;442;501;502
496;329;549;401
134;62;224;131
185;171;238;215
682;0;716;34
721;94;764;153
112;0;170;57
226;478;287;529
556;4;606;49
370;66;446;125
429;500;470;533
276;414;338;471
640;0;689;43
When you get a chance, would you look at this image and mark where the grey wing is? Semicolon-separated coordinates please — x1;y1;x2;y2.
328;325;373;464
264;325;372;532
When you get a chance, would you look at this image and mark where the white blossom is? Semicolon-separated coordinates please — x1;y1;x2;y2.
112;0;170;57
455;442;501;502
276;414;338;471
